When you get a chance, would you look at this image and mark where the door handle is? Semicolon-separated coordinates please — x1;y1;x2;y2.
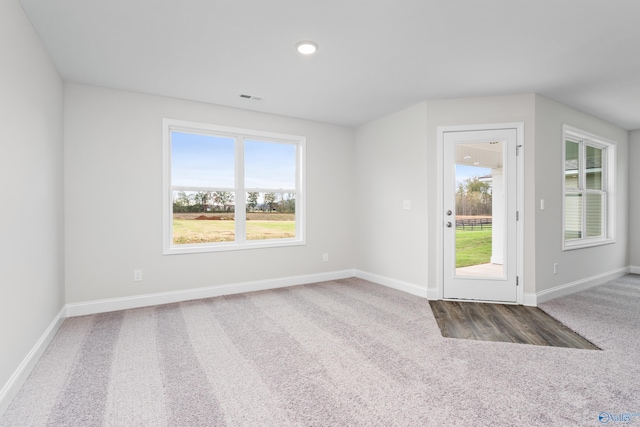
446;222;452;228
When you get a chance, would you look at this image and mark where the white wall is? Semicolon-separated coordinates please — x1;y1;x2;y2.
0;0;64;399
360;93;628;301
629;130;640;271
425;94;537;296
354;102;429;292
61;84;629;308
534;95;629;295
64;84;355;303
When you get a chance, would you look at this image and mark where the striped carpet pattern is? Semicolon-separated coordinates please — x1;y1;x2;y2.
2;276;640;426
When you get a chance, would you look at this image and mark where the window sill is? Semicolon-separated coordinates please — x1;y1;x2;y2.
163;238;305;255
563;237;615;251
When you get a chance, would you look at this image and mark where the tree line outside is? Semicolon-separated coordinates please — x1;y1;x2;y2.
456;176;492;217
173;191;295;214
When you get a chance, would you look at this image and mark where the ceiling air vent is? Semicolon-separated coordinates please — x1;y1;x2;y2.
239;94;263;101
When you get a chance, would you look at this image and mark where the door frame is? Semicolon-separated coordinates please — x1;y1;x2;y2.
436;123;525;304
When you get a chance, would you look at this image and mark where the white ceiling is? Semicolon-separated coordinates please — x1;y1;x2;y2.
18;0;640;129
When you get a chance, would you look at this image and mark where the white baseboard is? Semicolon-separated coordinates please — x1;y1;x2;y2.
4;265;632;418
0;307;66;418
354;270;429;299
65;269;356;317
65;265;633;317
523;293;538;307
426;287;439;300
534;266;630;305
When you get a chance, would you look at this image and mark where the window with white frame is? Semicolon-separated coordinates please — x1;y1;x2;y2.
163;119;305;254
563;125;615;250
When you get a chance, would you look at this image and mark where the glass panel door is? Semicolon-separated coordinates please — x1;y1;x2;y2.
443;128;518;303
454;140;504;279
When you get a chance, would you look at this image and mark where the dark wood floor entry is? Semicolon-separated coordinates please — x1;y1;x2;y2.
429;300;600;350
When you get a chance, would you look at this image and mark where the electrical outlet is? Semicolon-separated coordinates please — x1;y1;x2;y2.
134;269;143;282
553;263;558;275
323;253;329;262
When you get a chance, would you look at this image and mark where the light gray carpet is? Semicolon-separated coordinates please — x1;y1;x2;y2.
2;275;639;426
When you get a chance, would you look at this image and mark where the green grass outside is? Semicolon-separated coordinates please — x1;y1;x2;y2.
173;219;295;244
456;228;492;268
246;221;295;240
173;218;490;266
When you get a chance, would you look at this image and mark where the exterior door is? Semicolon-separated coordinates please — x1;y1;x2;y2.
443;128;518;302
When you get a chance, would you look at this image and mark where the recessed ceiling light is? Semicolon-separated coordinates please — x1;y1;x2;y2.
295;40;318;55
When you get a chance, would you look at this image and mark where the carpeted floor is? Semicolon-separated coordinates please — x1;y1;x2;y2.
2;275;639;426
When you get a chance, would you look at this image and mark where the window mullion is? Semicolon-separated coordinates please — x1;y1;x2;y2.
236;136;246;242
580;141;588;240
295;143;302;241
602;148;608;237
602;191;607;238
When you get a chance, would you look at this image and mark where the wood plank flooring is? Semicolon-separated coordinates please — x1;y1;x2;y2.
429;300;600;350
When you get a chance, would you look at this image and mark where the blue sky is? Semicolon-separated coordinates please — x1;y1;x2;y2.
455;164;491;184
244;139;295;189
171;132;296;190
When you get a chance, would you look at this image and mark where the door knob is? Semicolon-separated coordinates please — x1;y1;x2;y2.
446;222;452;228
446;210;452;216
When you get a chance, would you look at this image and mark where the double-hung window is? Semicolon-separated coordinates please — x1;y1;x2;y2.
163;119;305;254
563;125;615;250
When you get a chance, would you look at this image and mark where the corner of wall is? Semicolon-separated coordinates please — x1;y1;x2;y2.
0;308;66;417
629;130;640;268
0;0;66;414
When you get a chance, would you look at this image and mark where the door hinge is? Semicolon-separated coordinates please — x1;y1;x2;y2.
516;211;519;221
516;276;519;286
516;144;522;156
